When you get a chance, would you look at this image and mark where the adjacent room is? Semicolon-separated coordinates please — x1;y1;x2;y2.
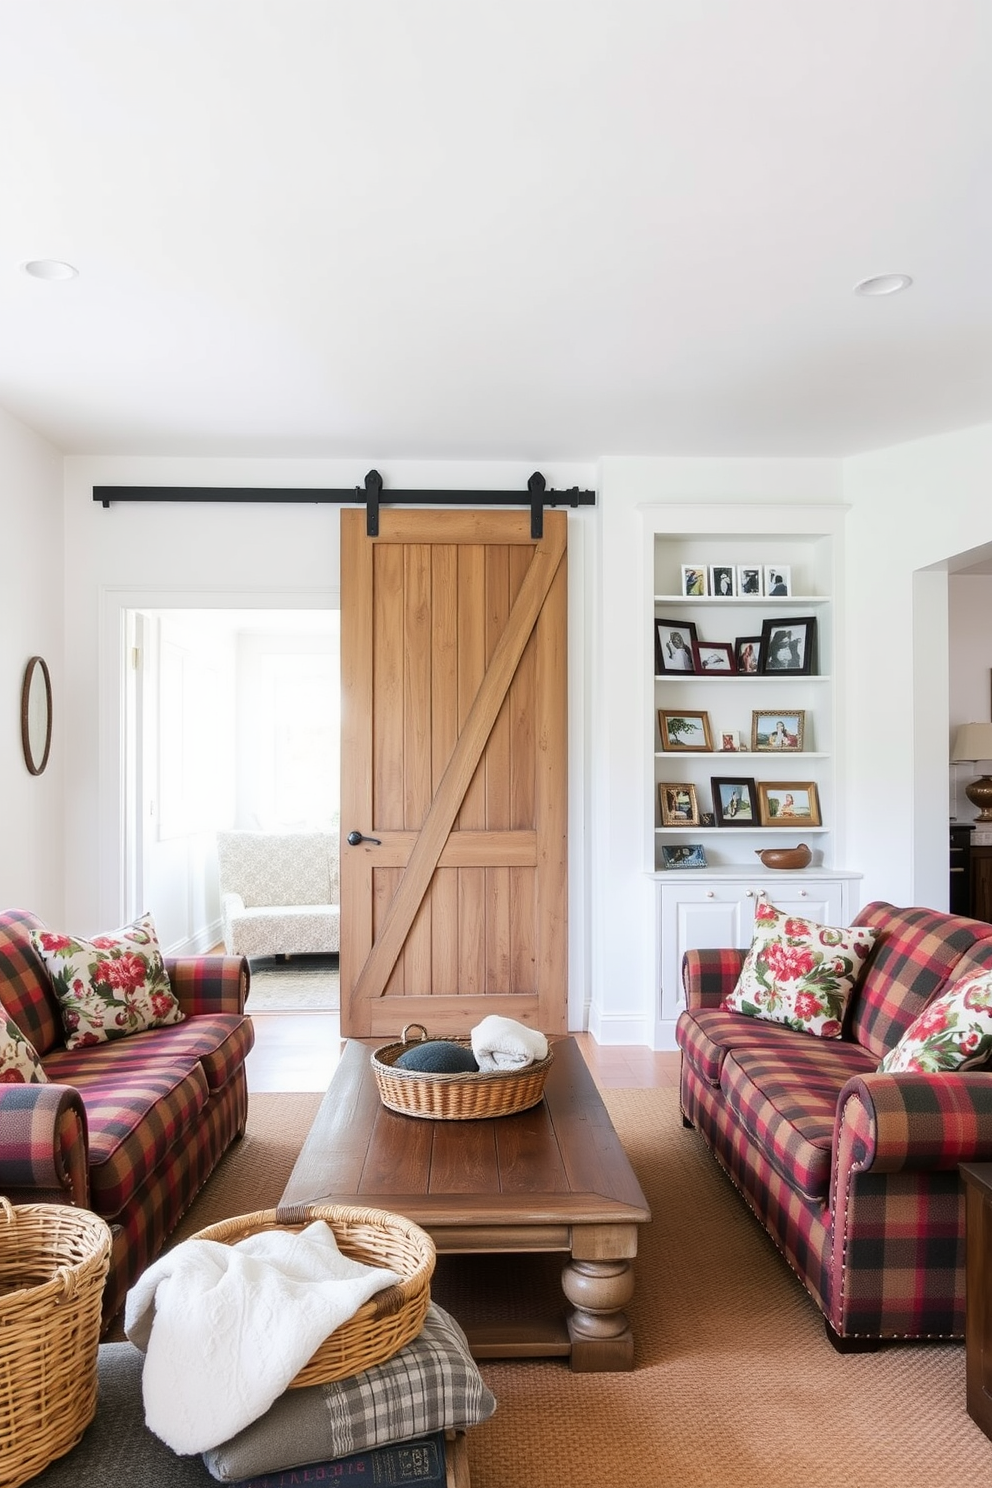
2;4;992;1487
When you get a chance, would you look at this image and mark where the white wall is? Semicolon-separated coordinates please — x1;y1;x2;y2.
590;457;844;1048
843;423;992;909
0;407;65;919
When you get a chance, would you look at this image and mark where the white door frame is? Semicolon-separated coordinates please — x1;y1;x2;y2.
100;586;339;932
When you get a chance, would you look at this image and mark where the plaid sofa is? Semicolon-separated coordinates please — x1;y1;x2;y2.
677;900;992;1348
0;909;254;1328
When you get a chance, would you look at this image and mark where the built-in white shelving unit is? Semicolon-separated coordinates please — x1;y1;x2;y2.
643;505;862;1035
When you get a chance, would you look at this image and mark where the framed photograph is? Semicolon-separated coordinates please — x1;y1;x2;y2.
757;781;821;827
659;782;701;826
764;565;792;597
737;565;763;597
661;843;708;870
759;616;817;675
719;730;743;752
751;710;806;751
711;776;758;826
695;641;736;675
735;635;762;675
658;710;713;752
708;564;735;598
681;565;707;597
655;618;699;674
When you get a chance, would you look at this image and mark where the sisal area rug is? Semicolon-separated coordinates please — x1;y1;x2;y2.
246;953;340;1011
116;1088;992;1487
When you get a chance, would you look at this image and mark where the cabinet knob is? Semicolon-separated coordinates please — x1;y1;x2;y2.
800;889;808;898
745;889;754;898
706;890;715;899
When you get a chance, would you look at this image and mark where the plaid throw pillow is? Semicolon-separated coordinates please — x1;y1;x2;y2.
723;901;877;1039
878;970;992;1073
0;1004;48;1084
30;912;184;1050
202;1303;496;1482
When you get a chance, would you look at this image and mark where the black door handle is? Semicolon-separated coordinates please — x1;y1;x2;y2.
347;830;382;847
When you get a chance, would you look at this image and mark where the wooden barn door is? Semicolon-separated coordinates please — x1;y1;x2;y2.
339;508;568;1038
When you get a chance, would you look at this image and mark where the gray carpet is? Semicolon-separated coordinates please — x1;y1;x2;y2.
246;953;340;1012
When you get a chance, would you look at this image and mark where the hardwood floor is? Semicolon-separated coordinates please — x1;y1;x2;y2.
245;1012;680;1094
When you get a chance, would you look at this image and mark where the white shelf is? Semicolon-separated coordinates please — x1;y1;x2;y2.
649;865;861;881
654;674;831;684
654;825;829;835
654;751;829;760
654;593;828;606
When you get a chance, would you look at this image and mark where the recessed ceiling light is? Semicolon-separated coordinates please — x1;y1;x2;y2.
22;259;78;281
854;273;913;297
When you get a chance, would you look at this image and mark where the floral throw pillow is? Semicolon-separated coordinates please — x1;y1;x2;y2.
878;971;992;1073
30;913;184;1050
722;901;878;1039
0;1005;48;1084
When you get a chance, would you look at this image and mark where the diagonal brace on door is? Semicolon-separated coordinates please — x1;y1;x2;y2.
352;518;567;1005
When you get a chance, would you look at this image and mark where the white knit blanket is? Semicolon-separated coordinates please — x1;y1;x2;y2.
124;1221;401;1455
470;1014;549;1071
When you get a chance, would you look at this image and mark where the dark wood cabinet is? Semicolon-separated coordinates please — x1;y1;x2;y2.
961;1164;992;1442
972;846;992;924
950;823;974;916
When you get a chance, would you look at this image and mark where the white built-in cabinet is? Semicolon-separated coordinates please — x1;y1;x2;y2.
644;505;862;1036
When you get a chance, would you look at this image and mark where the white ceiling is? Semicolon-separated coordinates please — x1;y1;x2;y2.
2;1;990;461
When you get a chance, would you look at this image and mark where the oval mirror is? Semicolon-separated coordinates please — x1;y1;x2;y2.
21;656;52;775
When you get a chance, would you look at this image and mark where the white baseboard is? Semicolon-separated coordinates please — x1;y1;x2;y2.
165;918;223;957
586;1004;653;1046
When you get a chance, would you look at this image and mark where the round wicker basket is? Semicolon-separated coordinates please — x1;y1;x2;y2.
372;1024;554;1120
189;1203;435;1387
0;1199;112;1488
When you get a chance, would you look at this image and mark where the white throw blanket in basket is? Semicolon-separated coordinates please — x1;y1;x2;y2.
124;1220;401;1455
471;1015;549;1072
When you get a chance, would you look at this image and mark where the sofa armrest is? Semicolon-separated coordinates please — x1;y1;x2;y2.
0;1084;90;1205
837;1072;992;1175
165;955;250;1016
681;948;747;1010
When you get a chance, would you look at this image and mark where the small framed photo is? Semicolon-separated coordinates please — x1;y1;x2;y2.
695;641;736;675
719;731;743;752
708;565;736;598
662;843;708;870
737;565;763;597
757;781;821;827
734;636;762;675
759;616;817;675
751;710;806;751
681;565;707;597
711;776;758;826
659;782;701;826
655;618;699;674
764;565;792;597
658;710;713;752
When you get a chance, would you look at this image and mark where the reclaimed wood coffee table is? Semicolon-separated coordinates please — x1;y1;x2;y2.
280;1036;651;1371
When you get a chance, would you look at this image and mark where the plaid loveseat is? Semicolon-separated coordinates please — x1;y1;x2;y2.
677;900;992;1348
0;909;254;1328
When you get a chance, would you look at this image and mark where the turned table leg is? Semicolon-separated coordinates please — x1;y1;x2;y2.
561;1257;636;1371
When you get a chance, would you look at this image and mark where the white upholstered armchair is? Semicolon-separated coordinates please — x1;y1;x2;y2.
215;830;340;958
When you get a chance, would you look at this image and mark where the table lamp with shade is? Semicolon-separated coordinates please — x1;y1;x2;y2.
951;722;992;822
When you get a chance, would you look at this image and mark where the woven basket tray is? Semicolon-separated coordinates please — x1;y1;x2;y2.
190;1203;435;1387
372;1024;554;1120
0;1199;112;1488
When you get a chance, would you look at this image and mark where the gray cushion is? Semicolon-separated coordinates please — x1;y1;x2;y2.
33;1344;211;1487
203;1302;495;1481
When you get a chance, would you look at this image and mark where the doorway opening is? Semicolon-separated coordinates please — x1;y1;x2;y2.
123;606;340;1009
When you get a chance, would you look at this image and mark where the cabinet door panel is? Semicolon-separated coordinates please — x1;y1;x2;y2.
761;882;845;924
659;891;750;1021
